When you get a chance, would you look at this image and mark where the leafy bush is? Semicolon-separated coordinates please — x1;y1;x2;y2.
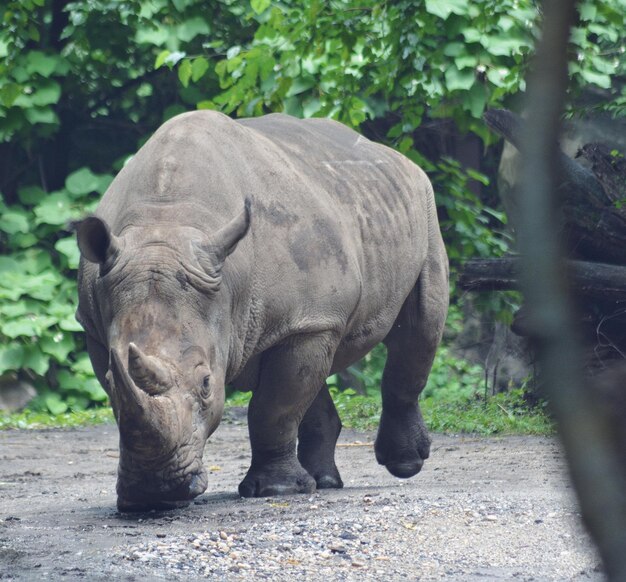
0;167;111;413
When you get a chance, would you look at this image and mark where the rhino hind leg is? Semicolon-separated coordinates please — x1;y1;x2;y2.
239;332;339;498
375;261;448;479
297;384;343;489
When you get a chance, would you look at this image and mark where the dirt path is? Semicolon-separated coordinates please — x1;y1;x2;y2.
0;410;602;581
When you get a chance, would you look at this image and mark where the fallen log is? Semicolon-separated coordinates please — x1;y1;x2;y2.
459;257;626;303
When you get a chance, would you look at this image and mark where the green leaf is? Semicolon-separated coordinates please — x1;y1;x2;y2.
23;344;50;376
71;354;95;376
54;237;81;269
24;107;59;125
59;314;83;332
0;83;22;107
0;343;25;375
177;17;210;43
251;0;271;14
466;82;487;118
197;100;217;110
10;233;38;249
136;26;169;46
425;0;468;20
178;60;192;88
1;299;32;318
82;378;107;401
579;68;612;89
443;42;465;57
18;185;46;205
33;191;75;225
40;332;75;362
454;55;477;69
191;57;209;82
44;392;68;415
0;256;21;275
579;2;597;20
155;50;170;69
30;80;61;106
26;51;61;77
65;167;100;196
28;24;41;42
445;66;475;91
0;209;30;234
398;136;414;153
1;314;57;338
21;249;54;275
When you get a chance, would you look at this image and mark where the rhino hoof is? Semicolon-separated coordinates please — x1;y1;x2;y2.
238;470;316;498
314;473;343;489
383;459;424;479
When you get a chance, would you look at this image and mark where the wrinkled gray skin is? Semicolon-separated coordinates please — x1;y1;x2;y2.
76;111;449;512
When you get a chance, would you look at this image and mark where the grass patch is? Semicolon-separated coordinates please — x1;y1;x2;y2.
0;407;114;430
1;388;552;436
421;390;553;435
224;387;553;436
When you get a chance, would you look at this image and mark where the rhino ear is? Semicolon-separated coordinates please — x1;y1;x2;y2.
76;216;120;265
193;199;251;277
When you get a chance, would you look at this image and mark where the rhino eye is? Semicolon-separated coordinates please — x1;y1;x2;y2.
200;375;210;398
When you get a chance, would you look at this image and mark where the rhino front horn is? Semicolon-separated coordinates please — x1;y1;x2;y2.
128;343;172;395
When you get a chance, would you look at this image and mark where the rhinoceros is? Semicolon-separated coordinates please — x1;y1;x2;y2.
75;111;448;511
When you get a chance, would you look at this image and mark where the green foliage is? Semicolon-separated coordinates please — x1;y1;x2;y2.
422;344;486;400
421;389;553;435
1;0;624;413
225;389;252;407
329;387;381;431
0;167;111;412
331;385;551;435
567;0;626;116
0;406;113;430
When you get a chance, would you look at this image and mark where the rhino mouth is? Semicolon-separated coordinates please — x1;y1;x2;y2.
116;467;208;512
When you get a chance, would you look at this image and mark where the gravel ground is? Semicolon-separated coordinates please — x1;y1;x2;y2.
0;409;602;580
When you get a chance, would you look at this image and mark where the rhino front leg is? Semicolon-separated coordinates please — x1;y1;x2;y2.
375;263;448;478
298;384;343;489
239;332;338;498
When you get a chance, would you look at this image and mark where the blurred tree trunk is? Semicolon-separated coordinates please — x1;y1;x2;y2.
517;0;626;579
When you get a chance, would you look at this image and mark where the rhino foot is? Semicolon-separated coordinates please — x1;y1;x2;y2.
298;444;344;490
238;464;316;498
374;402;431;479
313;472;343;489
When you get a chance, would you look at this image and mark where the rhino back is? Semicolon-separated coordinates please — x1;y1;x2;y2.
92;110;437;364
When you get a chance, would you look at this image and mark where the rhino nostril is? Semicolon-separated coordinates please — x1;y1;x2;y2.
187;473;207;497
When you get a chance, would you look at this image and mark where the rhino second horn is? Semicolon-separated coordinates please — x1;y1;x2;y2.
128;343;172;395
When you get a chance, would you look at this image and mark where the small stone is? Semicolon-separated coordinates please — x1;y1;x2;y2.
339;531;358;540
330;544;347;554
156;533;166;539
219;531;228;540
